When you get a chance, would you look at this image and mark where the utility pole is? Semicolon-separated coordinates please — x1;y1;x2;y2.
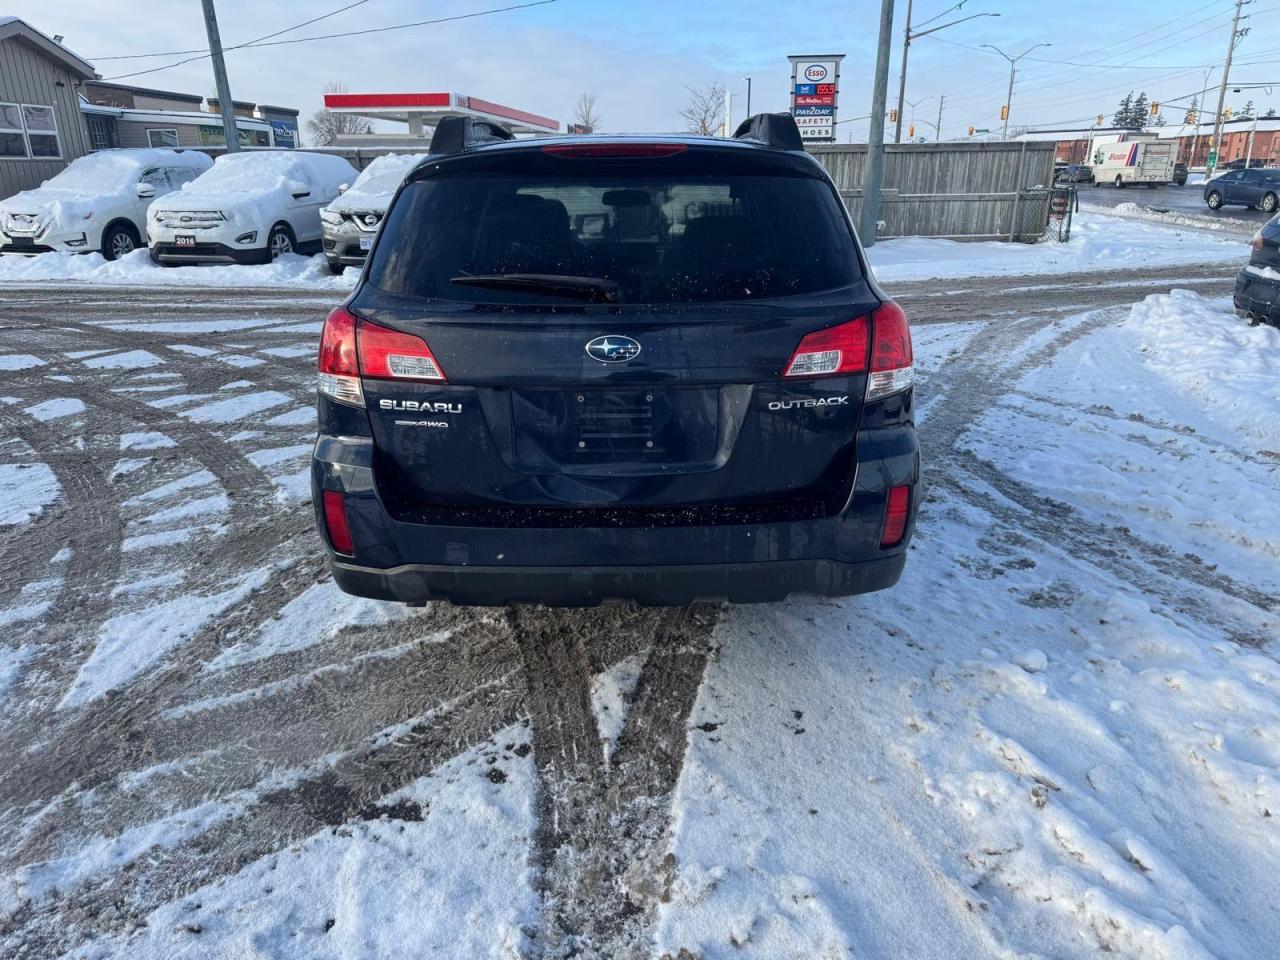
1190;66;1213;168
744;77;752;117
861;0;896;247
936;95;944;141
201;0;240;153
1208;0;1247;175
894;0;914;144
894;2;1001;143
983;42;1051;139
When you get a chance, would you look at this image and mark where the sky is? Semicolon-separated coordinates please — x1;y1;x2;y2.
4;0;1277;142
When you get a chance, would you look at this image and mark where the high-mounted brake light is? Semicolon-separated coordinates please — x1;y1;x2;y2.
322;490;354;555
866;301;914;402
783;317;870;378
318;306;363;407
357;318;446;382
541;143;688;159
880;485;911;549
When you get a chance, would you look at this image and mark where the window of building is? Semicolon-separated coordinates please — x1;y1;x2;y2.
0;103;25;158
0;102;61;158
147;128;179;149
22;105;59;158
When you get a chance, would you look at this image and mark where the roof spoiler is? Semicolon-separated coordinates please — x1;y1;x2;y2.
732;112;805;151
428;115;514;155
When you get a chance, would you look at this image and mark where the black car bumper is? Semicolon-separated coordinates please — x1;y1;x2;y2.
150;241;268;265
1234;266;1280;326
312;427;920;607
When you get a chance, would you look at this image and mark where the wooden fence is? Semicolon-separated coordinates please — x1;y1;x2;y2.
807;141;1057;242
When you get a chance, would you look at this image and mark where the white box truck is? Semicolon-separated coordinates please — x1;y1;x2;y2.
1089;134;1175;188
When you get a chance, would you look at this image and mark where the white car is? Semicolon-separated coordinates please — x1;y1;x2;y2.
0;149;212;260
319;152;427;274
148;151;357;265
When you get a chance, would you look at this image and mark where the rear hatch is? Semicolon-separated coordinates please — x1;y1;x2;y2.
348;142;882;522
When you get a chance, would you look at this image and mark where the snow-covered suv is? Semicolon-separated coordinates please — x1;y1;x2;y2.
148;151;356;265
320;153;427;274
0;149;212;260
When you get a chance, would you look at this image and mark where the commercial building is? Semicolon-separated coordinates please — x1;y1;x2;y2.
0;16;96;196
321;91;558;146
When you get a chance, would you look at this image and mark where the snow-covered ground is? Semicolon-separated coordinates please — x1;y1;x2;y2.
867;209;1249;283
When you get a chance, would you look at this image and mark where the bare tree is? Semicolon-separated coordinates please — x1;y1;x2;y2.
572;93;602;133
679;82;727;135
306;81;373;146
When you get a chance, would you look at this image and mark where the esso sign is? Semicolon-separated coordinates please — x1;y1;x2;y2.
804;64;828;82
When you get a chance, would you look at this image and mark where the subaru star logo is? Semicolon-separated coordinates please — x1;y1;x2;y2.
585;335;641;364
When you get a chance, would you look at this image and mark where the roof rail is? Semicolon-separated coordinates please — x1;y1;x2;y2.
428;115;515;155
732;112;804;152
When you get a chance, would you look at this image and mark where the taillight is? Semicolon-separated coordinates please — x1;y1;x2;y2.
317;308;447;407
541;143;688;159
1252;232;1265;253
322;490;354;555
880;485;911;548
866;301;914;402
783;317;870;378
357;319;446;382
318;306;363;407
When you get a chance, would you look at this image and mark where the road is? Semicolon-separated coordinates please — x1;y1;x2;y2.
0;262;1267;958
1077;178;1272;228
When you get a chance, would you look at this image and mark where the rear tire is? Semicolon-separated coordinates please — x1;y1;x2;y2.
327;260;345;275
102;222;140;261
1206;190;1223;210
1115;175;1125;189
1262;192;1278;213
1145;182;1158;189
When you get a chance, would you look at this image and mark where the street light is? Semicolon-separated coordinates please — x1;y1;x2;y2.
743;77;752;119
981;41;1051;139
894;1;1001;143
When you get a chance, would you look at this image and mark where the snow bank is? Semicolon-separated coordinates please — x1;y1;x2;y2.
0;462;59;525
0;248;356;290
868;209;1247;283
1126;288;1280;446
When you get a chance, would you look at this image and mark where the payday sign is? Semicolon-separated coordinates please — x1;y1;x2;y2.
787;54;844;143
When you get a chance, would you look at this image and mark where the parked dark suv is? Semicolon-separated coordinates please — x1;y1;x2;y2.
312;114;920;606
1235;212;1280;327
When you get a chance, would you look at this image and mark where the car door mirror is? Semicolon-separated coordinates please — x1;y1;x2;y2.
288;179;311;199
136;183;156;199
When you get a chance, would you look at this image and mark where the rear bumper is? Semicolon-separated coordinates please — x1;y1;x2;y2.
330;554;905;606
1235;267;1280;325
311;422;920;607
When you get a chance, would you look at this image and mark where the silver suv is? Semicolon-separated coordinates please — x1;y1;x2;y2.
319;153;425;274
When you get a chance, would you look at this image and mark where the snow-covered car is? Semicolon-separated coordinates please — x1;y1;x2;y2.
1235;213;1280;327
148;151;357;265
0;149;212;260
319;152;426;274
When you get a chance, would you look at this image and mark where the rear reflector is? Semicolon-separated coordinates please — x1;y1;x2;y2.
357;318;446;382
541;143;689;159
322;490;354;555
783;317;870;378
880;485;911;548
317;307;364;407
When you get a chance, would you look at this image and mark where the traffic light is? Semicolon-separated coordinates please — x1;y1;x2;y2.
1000;105;1009;120
968;125;975;136
1187;110;1198;124
1224;106;1233;119
1150;101;1160;117
908;124;915;138
1096;114;1104;126
889;109;898;122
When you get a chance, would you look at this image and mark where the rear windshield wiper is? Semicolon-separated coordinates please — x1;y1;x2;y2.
449;273;621;303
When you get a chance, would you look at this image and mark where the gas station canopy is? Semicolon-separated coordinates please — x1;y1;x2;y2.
322;92;559;135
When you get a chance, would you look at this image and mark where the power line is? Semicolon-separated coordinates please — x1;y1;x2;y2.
91;0;371;60
100;0;557;82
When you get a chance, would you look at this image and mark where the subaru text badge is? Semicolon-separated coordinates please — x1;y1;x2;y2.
585;336;641;364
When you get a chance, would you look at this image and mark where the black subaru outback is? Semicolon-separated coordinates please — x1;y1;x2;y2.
312;114;920;606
